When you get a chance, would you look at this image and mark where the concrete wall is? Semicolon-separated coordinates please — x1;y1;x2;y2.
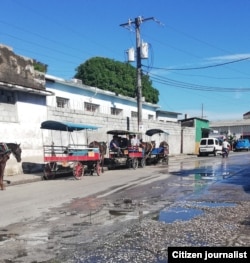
1;100;196;176
1;97;47;175
46;106;195;156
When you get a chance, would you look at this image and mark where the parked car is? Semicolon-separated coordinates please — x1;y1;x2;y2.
234;139;250;151
198;137;222;156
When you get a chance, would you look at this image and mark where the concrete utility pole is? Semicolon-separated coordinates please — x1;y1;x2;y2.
120;16;154;132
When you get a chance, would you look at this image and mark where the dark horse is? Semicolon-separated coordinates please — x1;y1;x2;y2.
159;141;169;163
0;143;22;190
159;141;169;155
88;141;107;173
140;140;156;158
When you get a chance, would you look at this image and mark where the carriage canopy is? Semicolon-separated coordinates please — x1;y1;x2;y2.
41;120;99;132
145;129;169;137
107;130;141;136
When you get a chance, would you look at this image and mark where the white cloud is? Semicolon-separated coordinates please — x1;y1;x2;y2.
206;53;250;62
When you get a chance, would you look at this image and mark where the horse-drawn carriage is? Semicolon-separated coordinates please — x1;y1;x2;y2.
107;130;145;170
143;129;169;165
41;120;101;179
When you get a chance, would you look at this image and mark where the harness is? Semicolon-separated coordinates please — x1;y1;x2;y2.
0;143;11;162
0;143;11;156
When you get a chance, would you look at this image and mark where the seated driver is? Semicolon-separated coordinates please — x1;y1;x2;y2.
110;135;120;152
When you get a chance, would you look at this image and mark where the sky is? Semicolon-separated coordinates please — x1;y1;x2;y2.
1;0;250;121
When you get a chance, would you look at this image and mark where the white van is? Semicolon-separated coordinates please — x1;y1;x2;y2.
198;138;222;156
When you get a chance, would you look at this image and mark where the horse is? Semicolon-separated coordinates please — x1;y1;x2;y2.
159;141;169;155
0;143;22;190
140;140;156;158
88;141;107;173
6;143;22;163
159;141;169;163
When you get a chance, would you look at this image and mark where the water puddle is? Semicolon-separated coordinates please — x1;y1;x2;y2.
157;201;236;223
18;231;48;246
195;201;236;208
158;206;203;223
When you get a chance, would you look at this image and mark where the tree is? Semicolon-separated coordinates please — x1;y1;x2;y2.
33;59;48;73
74;57;159;104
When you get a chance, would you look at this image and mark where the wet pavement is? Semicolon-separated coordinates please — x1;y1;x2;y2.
1;152;250;262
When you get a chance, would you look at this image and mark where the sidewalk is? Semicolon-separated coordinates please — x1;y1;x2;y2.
4;154;197;187
5;172;43;187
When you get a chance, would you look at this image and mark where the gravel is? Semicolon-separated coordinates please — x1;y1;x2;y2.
53;201;250;263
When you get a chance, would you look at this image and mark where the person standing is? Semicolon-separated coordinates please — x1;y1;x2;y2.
222;138;230;151
222;138;230;157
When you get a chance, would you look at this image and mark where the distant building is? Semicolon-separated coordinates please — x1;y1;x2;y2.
243;111;250;119
180;117;210;154
156;110;182;122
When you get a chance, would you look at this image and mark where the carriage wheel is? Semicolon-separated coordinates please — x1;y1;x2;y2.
131;158;138;169
43;162;56;180
73;162;84;180
140;158;146;168
95;161;101;176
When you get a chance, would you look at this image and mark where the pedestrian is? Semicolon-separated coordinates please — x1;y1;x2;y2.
222;138;230;151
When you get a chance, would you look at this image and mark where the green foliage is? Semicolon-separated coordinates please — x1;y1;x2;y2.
33;59;48;73
74;57;159;104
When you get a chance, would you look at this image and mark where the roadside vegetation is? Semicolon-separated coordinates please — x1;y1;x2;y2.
74;57;159;104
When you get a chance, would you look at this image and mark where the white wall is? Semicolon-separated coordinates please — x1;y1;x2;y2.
2;100;47;175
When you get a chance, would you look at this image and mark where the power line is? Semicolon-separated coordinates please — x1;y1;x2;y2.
146;71;250;92
142;56;250;71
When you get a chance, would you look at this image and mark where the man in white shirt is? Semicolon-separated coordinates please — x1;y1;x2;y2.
131;135;139;147
222;139;230;150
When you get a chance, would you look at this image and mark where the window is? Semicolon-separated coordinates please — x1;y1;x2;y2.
84;102;99;113
56;97;69;108
200;139;206;145
148;114;154;120
0;89;15;104
111;107;122;116
131;111;137;118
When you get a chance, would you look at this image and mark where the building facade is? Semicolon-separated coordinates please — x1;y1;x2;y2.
0;45;196;176
210;118;250;140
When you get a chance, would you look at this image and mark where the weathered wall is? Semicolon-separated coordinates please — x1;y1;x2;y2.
0;45;45;90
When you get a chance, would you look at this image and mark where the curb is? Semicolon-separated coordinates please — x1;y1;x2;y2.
6;154;197;187
9;177;43;186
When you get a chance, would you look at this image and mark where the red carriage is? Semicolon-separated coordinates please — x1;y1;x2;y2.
107;130;145;170
41;120;101;179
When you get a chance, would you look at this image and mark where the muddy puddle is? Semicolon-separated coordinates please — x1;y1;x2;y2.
156;201;236;223
158;206;203;223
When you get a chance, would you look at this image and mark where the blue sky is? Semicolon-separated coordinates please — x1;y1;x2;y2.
1;0;250;121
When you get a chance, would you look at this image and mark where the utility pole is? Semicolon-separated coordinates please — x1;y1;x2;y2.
120;16;154;132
